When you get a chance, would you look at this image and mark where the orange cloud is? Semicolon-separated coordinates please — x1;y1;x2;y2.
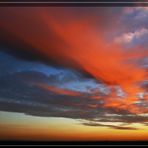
35;83;81;97
0;7;147;114
41;9;147;113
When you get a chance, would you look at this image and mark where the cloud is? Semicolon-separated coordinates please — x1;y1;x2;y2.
0;7;147;130
26;7;146;113
92;114;148;124
0;53;147;130
0;7;119;65
82;122;138;130
0;52;105;119
0;69;107;120
35;83;82;96
123;7;148;19
114;28;148;44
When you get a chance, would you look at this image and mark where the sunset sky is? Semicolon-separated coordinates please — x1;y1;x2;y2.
0;6;148;141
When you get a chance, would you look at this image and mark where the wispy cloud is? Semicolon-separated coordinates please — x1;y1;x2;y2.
82;122;138;130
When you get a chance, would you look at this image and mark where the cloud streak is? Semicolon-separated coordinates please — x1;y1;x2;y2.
82;122;138;130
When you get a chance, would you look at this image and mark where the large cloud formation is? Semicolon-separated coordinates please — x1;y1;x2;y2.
0;7;147;130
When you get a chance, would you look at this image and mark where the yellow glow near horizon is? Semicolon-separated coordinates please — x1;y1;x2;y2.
0;111;148;141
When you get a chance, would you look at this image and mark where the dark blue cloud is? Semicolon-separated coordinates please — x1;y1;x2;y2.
0;51;148;129
0;51;105;117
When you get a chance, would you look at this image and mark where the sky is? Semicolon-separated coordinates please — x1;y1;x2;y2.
0;6;148;141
